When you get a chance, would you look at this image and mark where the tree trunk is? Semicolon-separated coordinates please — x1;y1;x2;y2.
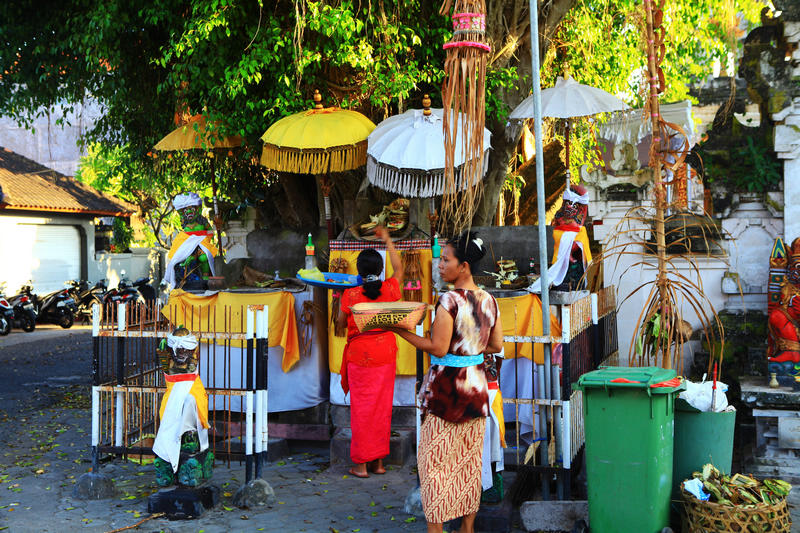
473;0;578;227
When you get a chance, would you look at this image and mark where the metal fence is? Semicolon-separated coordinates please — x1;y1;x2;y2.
90;300;270;483
502;287;619;500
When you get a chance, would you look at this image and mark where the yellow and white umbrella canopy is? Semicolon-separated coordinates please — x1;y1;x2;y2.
260;90;376;174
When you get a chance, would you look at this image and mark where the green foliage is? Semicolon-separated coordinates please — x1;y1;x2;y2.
111;217;134;253
0;0;770;228
698;132;783;193
541;0;764;177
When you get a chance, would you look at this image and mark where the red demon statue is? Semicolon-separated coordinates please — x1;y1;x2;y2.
768;237;800;379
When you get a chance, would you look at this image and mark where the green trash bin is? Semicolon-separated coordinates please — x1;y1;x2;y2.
576;366;685;533
672;398;735;499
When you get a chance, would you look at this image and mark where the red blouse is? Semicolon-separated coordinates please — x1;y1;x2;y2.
341;277;402;367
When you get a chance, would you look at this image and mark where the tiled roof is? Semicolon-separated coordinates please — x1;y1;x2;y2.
0;147;134;216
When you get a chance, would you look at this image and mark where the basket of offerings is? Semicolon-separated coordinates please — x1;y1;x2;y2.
350;301;428;332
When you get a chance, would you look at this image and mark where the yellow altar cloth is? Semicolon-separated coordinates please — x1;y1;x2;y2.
162;289;301;372
326;244;559;373
498;293;562;364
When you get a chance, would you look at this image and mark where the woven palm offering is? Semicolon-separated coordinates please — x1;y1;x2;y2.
350;301;428;332
681;466;792;533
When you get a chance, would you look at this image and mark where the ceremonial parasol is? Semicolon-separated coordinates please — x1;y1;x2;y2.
260;90;376;239
510;75;627;188
153;114;243;256
366;95;492;198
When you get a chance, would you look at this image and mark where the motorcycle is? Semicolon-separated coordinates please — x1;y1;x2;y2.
5;284;37;332
0;285;13;336
104;272;156;324
67;279;108;324
19;283;76;329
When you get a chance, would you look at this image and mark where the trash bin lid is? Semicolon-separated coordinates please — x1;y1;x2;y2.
575;366;685;394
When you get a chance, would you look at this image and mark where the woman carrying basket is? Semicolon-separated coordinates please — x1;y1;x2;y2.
385;231;503;533
336;226;403;478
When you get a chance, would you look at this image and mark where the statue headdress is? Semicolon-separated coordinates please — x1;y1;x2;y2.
172;192;202;211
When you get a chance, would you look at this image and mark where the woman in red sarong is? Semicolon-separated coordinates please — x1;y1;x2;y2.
336;226;403;478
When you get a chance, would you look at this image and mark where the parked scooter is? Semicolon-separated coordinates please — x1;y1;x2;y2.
67;279;108;324
0;285;13;336
18;283;76;329
5;284;37;332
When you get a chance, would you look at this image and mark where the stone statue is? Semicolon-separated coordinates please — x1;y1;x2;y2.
163;192;218;291
152;326;214;487
551;184;593;291
767;237;800;383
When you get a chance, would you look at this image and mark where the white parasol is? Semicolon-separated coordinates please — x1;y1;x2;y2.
510;75;628;187
366;97;492;198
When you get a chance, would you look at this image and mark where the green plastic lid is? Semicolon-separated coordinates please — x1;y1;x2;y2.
575;366;684;394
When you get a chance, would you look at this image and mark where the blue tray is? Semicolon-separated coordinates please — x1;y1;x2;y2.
297;272;361;289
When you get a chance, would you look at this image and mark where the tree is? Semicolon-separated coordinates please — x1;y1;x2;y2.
0;0;763;236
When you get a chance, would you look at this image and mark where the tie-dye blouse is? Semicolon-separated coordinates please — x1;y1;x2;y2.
418;289;499;424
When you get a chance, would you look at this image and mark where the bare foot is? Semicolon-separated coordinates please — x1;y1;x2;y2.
370;459;386;475
349;466;369;478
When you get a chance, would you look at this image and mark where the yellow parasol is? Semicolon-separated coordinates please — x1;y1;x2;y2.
153;114;243;256
260;90;376;239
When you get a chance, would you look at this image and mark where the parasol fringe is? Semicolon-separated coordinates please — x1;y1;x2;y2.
365;150;490;197
261;140;368;174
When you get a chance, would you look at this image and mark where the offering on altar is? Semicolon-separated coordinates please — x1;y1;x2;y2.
768;237;800;385
152;326;214;487
352;198;410;239
163;192;218;291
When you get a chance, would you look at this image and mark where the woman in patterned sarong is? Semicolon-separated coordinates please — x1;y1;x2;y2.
385;231;503;533
336;226;403;478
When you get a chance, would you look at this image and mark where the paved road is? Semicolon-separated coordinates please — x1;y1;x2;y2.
0;329;795;532
0;328;522;532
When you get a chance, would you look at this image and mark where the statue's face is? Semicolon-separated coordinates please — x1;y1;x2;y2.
179;205;202;228
788;258;800;285
172;346;195;366
554;200;588;227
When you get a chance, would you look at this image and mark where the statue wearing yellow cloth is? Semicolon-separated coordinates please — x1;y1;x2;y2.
153;327;214;487
530;185;593;293
163;192;218;291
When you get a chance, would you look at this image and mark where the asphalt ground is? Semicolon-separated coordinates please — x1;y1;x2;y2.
0;327;795;532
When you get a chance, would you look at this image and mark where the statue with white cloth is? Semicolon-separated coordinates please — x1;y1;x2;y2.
153;326;214;487
163;192;218;291
529;184;593;293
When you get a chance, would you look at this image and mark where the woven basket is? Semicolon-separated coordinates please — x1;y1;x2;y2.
350;301;428;332
682;490;791;532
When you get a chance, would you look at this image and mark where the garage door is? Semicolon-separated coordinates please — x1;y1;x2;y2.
26;225;81;294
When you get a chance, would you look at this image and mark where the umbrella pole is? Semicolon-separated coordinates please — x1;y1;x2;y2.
529;0;553;500
565;120;571;191
211;157;225;260
320;175;334;241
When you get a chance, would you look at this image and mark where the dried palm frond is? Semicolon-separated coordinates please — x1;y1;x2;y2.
440;0;489;233
592;0;730;374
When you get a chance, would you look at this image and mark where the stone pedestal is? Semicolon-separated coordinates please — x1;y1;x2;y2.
740;377;800;482
147;484;220;519
329;404;417;466
330;427;415;467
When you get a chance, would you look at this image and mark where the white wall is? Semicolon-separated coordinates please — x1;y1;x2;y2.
591;192;729;369
0;99;102;177
0;213;162;295
91;248;164;288
0;213;94;294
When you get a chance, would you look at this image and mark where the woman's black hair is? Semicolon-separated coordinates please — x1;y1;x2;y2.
356;248;384;300
447;231;487;272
